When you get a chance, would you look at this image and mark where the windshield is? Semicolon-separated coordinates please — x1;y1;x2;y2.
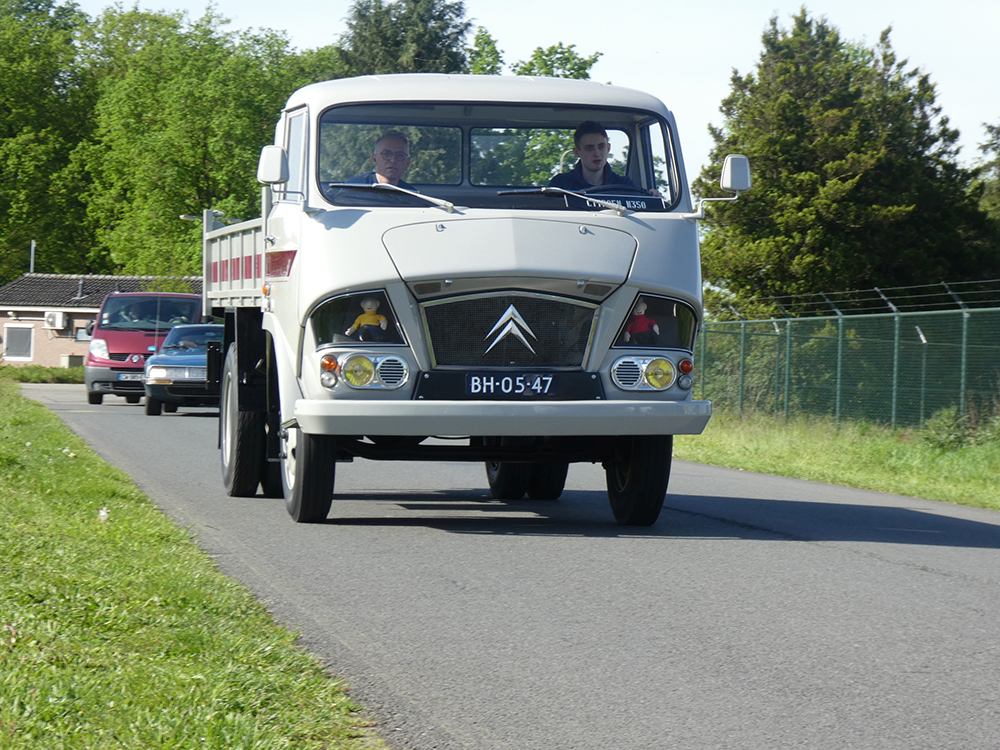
159;325;223;351
312;102;680;211
99;295;201;332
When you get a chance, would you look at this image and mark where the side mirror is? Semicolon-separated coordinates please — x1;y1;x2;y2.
257;145;289;185
720;154;751;194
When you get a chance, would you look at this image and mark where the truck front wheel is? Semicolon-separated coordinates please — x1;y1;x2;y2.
220;344;264;497
281;427;335;523
604;435;672;526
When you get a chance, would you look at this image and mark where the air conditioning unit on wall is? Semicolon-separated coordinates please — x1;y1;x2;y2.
43;311;66;329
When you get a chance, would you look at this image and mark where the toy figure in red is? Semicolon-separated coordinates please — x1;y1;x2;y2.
623;297;659;346
345;297;388;341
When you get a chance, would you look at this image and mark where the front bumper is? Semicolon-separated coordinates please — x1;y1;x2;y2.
85;365;145;395
294;398;712;437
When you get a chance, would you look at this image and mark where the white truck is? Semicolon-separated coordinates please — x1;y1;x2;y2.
202;74;750;526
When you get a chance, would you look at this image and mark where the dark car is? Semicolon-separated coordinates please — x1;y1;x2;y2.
143;324;223;416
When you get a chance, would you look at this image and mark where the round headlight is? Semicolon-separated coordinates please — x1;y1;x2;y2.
342;355;375;387
644;358;676;390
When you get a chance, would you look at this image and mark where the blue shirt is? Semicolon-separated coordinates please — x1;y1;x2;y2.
548;162;637;191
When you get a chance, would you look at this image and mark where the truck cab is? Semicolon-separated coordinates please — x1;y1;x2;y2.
205;74;749;526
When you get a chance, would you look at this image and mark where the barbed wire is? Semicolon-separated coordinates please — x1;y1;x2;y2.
705;279;1000;319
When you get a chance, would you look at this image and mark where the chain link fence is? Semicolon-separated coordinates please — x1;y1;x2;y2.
697;306;1000;428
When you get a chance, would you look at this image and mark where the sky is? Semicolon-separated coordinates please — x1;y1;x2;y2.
71;0;999;180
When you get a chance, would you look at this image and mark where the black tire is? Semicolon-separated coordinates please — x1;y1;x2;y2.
163;402;178;413
527;462;569;500
145;397;162;416
220;344;264;497
125;394;141;404
282;428;335;523
87;392;103;405
604;435;673;526
485;461;531;500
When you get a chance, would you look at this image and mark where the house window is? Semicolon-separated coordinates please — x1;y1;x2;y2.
75;326;92;342
3;324;33;361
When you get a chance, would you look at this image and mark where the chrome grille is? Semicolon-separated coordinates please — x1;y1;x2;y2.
376;357;408;386
421;292;598;368
611;358;643;388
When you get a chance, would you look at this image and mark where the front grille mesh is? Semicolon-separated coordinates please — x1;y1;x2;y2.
422;293;597;368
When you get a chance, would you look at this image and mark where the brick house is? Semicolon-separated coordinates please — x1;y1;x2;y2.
0;274;202;368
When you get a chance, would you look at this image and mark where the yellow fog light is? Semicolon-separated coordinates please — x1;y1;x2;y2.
342;355;375;387
644;358;675;390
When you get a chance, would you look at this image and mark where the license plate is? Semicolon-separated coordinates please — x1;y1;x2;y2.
468;373;554;397
117;372;144;381
413;371;605;401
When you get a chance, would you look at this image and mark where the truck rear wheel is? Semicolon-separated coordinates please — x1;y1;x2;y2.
281;427;335;523
527;462;569;500
604;435;672;526
486;461;530;500
220;344;264;497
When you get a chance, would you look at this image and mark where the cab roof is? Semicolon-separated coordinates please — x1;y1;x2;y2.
284;74;672;119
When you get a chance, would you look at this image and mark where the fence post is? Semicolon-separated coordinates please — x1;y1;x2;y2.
772;320;781;418
784;318;793;420
915;326;928;423
942;283;970;415
876;288;900;428
820;293;844;426
739;320;747;415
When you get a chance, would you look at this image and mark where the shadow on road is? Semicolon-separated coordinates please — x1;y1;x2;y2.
313;488;1000;549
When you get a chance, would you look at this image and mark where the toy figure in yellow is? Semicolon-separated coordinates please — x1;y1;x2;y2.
345;297;388;341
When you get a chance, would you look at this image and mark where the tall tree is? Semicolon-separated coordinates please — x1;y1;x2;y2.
0;0;98;283
694;9;997;301
338;0;471;75
510;43;600;79
77;7;304;275
468;26;502;75
979;121;1000;230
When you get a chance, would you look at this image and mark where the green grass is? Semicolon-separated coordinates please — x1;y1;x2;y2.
0;377;383;749
676;410;1000;511
0;365;84;383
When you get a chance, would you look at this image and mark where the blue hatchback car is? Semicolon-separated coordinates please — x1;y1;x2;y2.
143;324;223;416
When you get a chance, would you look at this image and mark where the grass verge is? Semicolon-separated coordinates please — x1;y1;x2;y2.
0;377;382;749
675;410;1000;511
0;365;84;384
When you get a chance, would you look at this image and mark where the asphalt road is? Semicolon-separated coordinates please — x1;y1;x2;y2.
24;383;1000;750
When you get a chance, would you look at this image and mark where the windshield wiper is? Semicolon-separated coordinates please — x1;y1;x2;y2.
326;182;455;213
496;186;628;216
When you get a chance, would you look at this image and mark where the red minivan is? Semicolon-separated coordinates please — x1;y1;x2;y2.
85;292;202;405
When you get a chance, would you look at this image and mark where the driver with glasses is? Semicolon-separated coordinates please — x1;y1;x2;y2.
347;130;415;189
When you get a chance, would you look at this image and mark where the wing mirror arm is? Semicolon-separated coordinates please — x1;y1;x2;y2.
682;154;751;221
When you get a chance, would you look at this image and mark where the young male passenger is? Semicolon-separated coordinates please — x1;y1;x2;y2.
347;130;415;189
549;121;658;195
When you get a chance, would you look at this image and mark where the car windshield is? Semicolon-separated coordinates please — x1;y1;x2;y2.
100;296;201;332
310;102;679;211
159;325;223;351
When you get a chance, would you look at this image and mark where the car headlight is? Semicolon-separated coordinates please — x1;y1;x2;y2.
319;353;409;389
342;355;376;387
89;338;109;360
146;366;206;383
611;356;678;391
